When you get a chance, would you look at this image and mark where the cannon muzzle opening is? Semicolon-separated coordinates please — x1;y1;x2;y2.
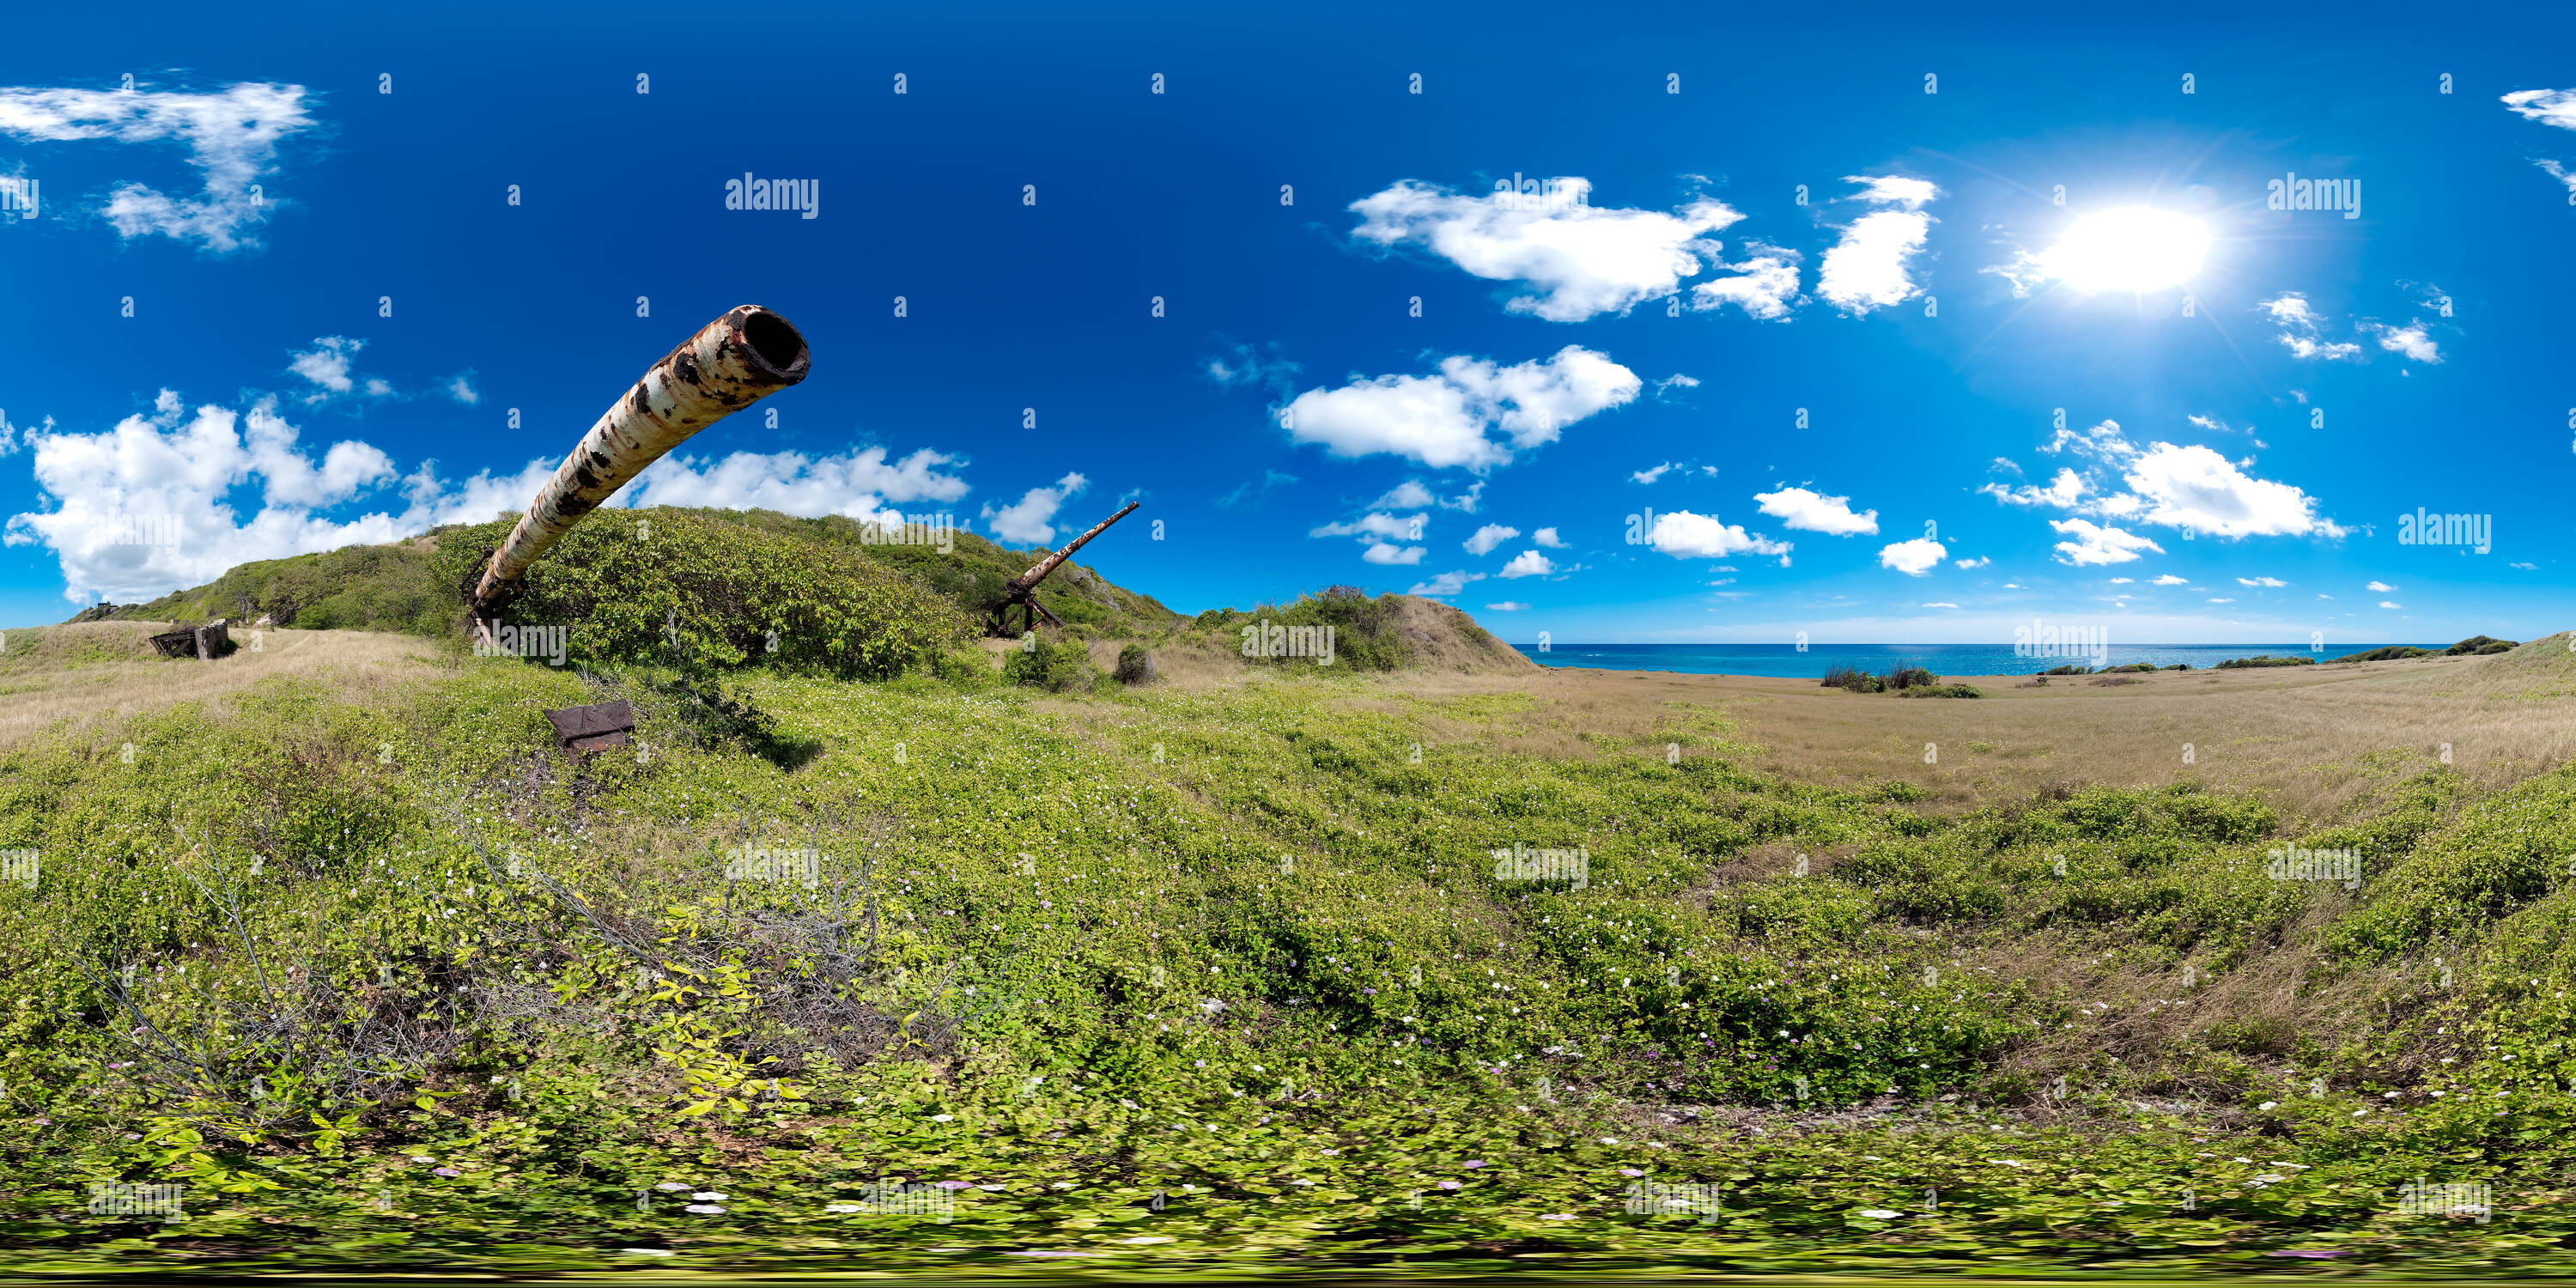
467;305;811;618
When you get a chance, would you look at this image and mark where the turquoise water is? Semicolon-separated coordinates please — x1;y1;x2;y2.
1510;642;2442;679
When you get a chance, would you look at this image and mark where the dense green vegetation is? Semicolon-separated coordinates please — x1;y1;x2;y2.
76;506;1186;644
1821;662;1941;693
431;511;974;681
2331;637;2523;665
4;629;2576;1275
76;538;453;635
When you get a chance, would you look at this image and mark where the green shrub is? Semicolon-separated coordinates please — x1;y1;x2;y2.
1114;644;1157;684
1821;664;1883;692
1900;683;1983;698
2330;645;2434;663
1230;586;1413;671
2039;663;2094;676
2444;635;2519;655
1880;662;1939;690
2215;653;2316;669
440;510;972;679
1004;637;1103;692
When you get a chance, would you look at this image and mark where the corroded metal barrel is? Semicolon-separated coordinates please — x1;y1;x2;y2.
468;306;810;614
1006;501;1140;596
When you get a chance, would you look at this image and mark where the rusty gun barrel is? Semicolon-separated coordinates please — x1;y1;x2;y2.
467;305;810;614
1006;501;1140;595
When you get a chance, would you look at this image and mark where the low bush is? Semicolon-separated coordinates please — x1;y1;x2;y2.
1114;644;1157;684
1004;636;1103;692
1881;663;1939;690
2215;654;2316;669
1900;683;1983;698
1821;664;1883;692
439;511;973;679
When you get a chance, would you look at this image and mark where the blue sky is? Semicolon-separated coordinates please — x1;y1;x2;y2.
2;0;2570;645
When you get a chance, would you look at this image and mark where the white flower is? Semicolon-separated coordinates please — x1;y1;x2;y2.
977;1184;1007;1192
1860;1208;1903;1219
1539;1212;1575;1221
693;1191;727;1200
683;1203;726;1214
824;1203;861;1213
410;1155;437;1163
655;1182;690;1191
2257;1102;2278;1111
931;1114;955;1121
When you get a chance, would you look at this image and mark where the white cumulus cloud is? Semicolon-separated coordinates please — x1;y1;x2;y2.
1815;176;1939;314
0;82;314;251
979;471;1088;544
2503;88;2576;131
1310;512;1424;542
1348;178;1746;322
2119;442;2344;539
1497;550;1555;579
1754;485;1879;535
633;445;970;523
1643;511;1792;562
1877;537;1946;576
1408;569;1485;597
1281;345;1639;471
2049;518;2163;566
1463;523;1519;556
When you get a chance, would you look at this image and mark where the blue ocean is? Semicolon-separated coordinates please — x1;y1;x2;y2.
1510;642;2446;679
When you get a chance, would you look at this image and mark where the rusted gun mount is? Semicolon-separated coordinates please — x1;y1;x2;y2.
987;501;1139;636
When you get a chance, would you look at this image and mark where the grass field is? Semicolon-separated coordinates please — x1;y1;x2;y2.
3;622;2574;1277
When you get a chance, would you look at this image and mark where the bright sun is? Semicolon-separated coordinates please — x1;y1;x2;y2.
2040;208;2209;294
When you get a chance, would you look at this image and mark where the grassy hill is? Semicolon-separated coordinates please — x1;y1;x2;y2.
0;620;2572;1273
75;506;1189;642
13;525;2576;1275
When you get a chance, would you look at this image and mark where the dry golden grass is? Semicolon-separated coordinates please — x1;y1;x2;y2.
1126;632;2576;829
0;622;444;750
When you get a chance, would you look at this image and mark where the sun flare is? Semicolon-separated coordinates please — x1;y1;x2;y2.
2040;207;2210;294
